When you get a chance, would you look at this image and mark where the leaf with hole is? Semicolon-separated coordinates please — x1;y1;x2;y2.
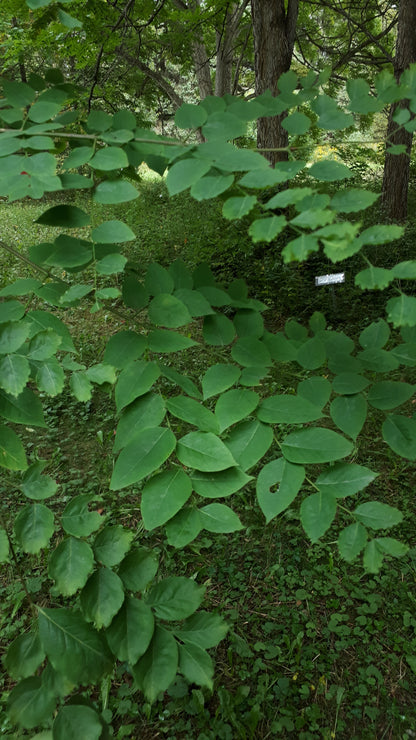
257;458;305;523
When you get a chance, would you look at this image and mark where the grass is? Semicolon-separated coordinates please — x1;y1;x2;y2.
1;177;416;739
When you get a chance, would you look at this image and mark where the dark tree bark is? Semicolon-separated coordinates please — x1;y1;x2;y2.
251;0;299;164
381;0;416;222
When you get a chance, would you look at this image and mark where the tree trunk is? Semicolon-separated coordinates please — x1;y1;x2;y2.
251;0;299;164
381;0;416;222
192;40;214;98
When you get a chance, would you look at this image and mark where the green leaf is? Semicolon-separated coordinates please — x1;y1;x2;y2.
202;363;240;399
0;354;30;396
63;146;94;169
141;469;192;529
357;224;404;247
28;329;62;360
262;331;298;362
57;8;83;28
166;395;219;433
281;428;353;464
0;424;27;470
347;79;384;113
93;525;133;567
117;547;158;592
355;266;393;290
52;705;102;740
282;111;311;134
81;567;125;629
296;337;326;370
149;294;192;328
225;420;273;471
145;262;174;295
96;253;128;275
70;372;92;402
357;348;399;372
239;161;305;187
257;394;323;424
147;577;204;620
0;301;25;324
203;314;236;346
148;329;197;353
300;491;337;543
86;363;116;385
233;309;264;339
382;414;416;459
282;234;320;262
309;160;353;181
202;111;246;140
166;159;210;196
0;387;46;427
354;502;403;530
175;611;228;649
248;216;286;243
363;540;384;573
0;278;41;297
375;537;408;558
192;467;252;499
332;373;369;395
114;393;166;452
7;677;56;730
316;463;377;498
175;103;207;129
48;537;94;596
35;359;65;396
38;607;112;684
368;381;414;410
14;503;54;553
94;179;139;204
231;337;272;367
3;80;36;108
297;376;331;408
179;642;213;689
61;494;103;537
199;503;243;533
5;631;45;680
177;431;236;472
115;360;160;412
330;189;379;213
222;195;257;220
27;310;75;352
22;462;57;500
90;147;129;170
104;331;146;369
387;294;416;328
330;394;367;440
106;596;154;664
91;220;135;244
256;458;305;523
215;389;259;432
391;261;416;279
359;319;390;349
132;626;178;703
36;205;90;228
111;427;176;489
338;522;368;562
191;174;234;200
165;508;202;547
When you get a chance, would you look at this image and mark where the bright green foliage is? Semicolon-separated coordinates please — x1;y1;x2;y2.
1;59;415;737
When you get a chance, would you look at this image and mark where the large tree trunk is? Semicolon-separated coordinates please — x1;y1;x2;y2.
381;0;416;222
251;0;299;164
